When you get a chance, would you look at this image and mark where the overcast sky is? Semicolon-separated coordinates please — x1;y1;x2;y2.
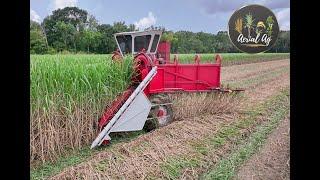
30;0;290;33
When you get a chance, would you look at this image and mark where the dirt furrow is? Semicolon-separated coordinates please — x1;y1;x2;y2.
235;116;290;180
48;59;290;179
221;59;289;82
243;71;290;107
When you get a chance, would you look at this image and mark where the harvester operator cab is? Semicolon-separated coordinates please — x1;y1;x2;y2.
114;30;162;57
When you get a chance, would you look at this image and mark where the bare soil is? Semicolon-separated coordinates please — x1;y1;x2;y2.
221;59;289;82
49;59;290;179
242;71;290;108
235;116;290;180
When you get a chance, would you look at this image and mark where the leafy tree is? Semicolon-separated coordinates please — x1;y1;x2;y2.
81;30;102;53
196;32;215;52
31;7;289;54
97;24;117;53
268;31;290;53
30;20;48;54
128;24;136;31
161;32;177;42
55;21;76;51
113;21;128;33
86;14;99;31
45;7;88;30
42;7;89;51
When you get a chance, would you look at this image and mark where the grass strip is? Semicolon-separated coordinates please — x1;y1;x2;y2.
202;89;289;179
171;53;289;65
31;131;144;180
225;66;289;88
161;88;289;179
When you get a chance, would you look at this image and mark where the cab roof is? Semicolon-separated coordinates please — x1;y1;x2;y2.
113;30;163;56
114;30;163;36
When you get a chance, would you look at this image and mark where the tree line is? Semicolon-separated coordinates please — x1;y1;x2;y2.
30;7;290;54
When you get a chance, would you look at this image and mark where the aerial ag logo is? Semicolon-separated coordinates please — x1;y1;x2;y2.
228;4;279;53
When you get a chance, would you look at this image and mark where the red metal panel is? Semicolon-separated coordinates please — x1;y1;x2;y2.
98;87;134;130
134;49;222;94
149;68;164;91
157;41;170;63
148;62;221;94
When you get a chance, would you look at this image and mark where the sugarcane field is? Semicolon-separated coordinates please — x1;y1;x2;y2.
30;2;290;180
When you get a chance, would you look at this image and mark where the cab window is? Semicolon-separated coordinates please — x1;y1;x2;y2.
116;35;132;54
134;35;151;52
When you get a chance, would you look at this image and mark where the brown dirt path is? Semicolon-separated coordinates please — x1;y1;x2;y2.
242;71;290;108
235;116;290;180
221;59;289;82
49;59;290;179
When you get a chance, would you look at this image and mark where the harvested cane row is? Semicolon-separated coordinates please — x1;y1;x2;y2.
49;92;243;179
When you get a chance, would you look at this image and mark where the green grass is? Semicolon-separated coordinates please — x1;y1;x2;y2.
160;88;289;179
31;147;95;180
171;53;289;65
203;89;289;179
31;54;133;109
224;66;289;88
161;157;202;179
31;54;134;166
31;130;145;180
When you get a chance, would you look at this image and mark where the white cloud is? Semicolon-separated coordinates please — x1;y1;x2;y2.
260;0;290;9
30;9;41;23
134;12;156;30
51;0;78;10
276;8;290;30
193;0;289;15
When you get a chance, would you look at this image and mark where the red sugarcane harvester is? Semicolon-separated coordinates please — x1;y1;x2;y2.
91;30;243;148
